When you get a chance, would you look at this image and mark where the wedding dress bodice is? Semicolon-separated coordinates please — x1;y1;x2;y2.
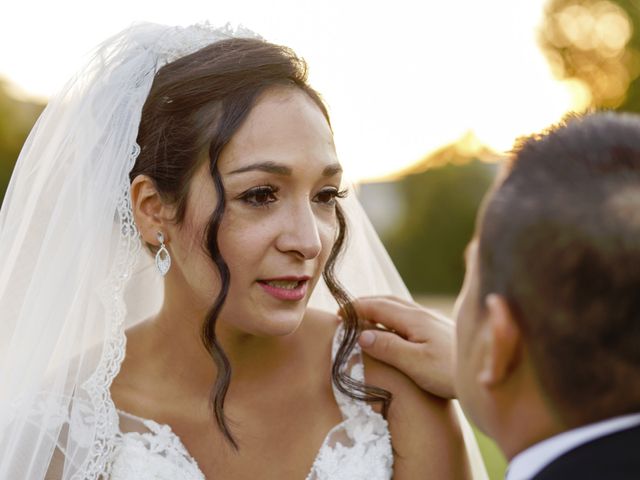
106;326;393;479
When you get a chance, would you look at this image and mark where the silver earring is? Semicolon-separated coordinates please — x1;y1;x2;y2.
155;231;171;276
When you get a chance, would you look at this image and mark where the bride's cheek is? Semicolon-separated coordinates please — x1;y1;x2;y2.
317;218;338;265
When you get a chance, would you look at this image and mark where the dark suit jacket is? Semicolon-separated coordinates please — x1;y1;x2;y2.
531;423;640;479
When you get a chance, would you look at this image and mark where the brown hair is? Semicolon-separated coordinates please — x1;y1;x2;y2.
130;36;391;447
476;112;640;426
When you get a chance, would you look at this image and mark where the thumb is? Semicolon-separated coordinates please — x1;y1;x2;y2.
358;330;415;373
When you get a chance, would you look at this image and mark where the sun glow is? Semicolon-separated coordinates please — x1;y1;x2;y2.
0;0;586;182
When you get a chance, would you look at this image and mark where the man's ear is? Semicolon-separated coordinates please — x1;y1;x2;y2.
477;294;522;387
130;175;172;245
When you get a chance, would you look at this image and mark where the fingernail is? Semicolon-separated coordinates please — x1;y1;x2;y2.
358;330;375;347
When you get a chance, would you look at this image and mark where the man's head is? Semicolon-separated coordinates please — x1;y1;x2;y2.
454;112;640;456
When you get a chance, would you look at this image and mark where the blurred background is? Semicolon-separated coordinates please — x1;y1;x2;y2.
1;0;637;477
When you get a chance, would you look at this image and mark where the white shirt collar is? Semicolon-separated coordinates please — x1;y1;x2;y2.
506;412;640;480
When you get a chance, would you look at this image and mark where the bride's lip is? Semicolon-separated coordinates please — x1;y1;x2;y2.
257;276;311;301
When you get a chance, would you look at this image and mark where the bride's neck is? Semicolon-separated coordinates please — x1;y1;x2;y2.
145;292;302;393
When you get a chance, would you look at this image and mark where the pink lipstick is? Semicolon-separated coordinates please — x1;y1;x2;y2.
257;276;310;301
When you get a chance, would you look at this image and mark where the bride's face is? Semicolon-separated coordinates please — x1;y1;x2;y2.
168;87;342;336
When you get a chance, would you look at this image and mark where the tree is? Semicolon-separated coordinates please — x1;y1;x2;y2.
0;81;43;202
370;141;497;294
539;0;640;111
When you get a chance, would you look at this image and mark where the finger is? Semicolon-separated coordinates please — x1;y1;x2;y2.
360;296;452;325
420;306;455;326
348;297;429;339
337;315;397;338
336;309;400;337
358;329;422;376
337;295;415;318
352;294;418;308
369;297;453;327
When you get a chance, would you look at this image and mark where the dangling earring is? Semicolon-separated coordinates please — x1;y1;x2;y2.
155;231;171;276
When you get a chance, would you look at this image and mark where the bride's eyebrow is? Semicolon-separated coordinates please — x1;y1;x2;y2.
229;161;291;176
322;164;343;177
228;160;343;177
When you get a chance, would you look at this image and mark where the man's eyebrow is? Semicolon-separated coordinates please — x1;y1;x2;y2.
228;161;292;176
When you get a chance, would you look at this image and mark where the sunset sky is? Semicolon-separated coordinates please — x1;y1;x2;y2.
0;0;586;181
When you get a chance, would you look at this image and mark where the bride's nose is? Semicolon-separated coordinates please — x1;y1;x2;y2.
275;201;322;259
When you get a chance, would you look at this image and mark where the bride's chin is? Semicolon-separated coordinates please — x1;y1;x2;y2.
217;306;306;338
256;310;306;337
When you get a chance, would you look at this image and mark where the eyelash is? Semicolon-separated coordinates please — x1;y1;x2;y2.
238;185;348;208
316;187;349;206
238;185;279;207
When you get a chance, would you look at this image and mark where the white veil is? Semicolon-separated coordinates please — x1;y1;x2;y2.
0;22;487;479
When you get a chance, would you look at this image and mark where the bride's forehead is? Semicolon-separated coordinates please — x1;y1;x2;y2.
219;119;339;177
190;88;338;179
228;89;334;148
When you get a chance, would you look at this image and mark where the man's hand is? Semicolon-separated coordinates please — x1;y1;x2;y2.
346;296;456;399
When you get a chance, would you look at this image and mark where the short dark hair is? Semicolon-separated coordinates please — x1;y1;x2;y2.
477;112;640;426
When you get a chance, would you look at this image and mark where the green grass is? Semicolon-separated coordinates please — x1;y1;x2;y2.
473;426;507;479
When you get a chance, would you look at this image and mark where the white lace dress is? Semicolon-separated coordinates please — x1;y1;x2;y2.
106;327;393;480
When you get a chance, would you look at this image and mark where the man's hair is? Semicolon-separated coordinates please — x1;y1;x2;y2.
477;112;640;426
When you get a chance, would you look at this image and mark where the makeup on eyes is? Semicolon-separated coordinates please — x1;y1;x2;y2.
233;184;348;208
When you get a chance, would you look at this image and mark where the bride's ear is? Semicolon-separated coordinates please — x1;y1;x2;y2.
130;175;173;245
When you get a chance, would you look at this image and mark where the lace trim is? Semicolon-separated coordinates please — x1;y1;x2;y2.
306;325;393;479
109;325;392;480
111;415;205;479
77;143;142;479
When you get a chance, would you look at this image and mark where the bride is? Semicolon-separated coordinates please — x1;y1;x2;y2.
0;23;487;479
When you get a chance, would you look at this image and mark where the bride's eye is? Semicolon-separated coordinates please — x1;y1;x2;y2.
239;185;279;207
314;187;348;206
